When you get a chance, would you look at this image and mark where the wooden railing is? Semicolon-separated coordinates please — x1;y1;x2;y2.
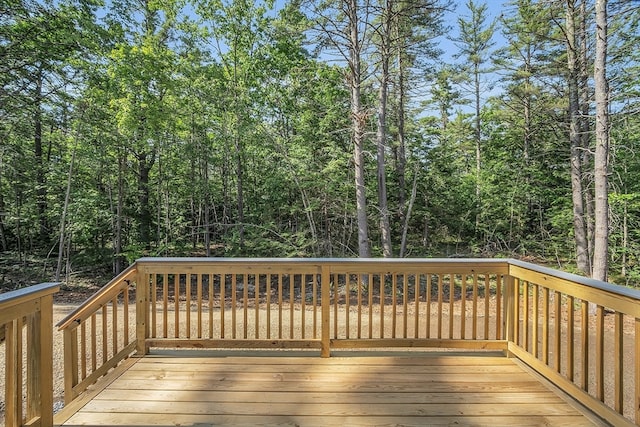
507;260;640;426
56;264;137;403
57;258;640;426
1;282;59;427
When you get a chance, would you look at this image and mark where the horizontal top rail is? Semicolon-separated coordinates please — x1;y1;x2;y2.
57;263;137;330
509;259;640;317
0;282;60;326
0;282;61;307
135;257;511;275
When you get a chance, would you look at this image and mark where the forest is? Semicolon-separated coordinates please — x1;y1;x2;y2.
0;0;638;286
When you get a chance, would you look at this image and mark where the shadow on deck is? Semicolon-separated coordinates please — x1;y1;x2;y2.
54;349;606;427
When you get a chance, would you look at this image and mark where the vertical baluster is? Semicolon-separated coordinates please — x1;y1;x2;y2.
368;274;374;339
220;274;225;339
301;274;306;339
209;274;214;339
392;274;397;339
80;322;87;379
345;273;350;339
232;274;237;339
472;275;478;340
112;297;118;355
554;291;562;372
357;273;362;339
403;274;408;339
279;274;284;339
426;275;432;339
243;273;248;339
91;314;97;372
460;275;466;340
267;274;272;340
414;274;420;340
333;273;338;339
448;274;454;339
174;274;180;339
496;274;502;340
614;312;623;414
581;300;589;391
483;275;490;340
255;275;260;340
542;288;549;364
186;274;191;339
566;295;575;380
523;281;529;350
512;278;520;346
124;286;130;346
532;284;539;359
437;274;443;339
379;274;384;338
197;274;203;339
312;273;317;339
163;274;168;338
150;274;156;339
102;305;108;364
289;274;294;340
596;305;604;401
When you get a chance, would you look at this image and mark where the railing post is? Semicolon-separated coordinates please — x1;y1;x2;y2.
63;328;78;404
31;292;54;426
321;264;331;358
136;268;149;355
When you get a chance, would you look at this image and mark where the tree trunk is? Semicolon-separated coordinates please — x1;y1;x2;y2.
138;153;153;250
375;0;393;258
114;150;125;275
592;0;609;281
566;0;591;276
34;66;49;246
579;0;595;265
56;144;76;281
348;0;371;258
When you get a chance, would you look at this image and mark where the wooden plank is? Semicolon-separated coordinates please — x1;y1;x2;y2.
62;413;595;427
94;389;562;404
145;338;322;350
79;400;583;417
126;362;525;374
72;341;137;397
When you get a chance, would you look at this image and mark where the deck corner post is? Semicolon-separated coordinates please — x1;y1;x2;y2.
321;264;331;358
135;266;149;356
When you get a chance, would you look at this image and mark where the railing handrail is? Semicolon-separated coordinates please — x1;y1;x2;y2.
509;259;640;317
57;263;138;330
509;258;640;299
0;281;60;311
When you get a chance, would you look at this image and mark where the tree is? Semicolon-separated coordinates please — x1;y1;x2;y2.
592;0;609;281
309;0;372;257
452;0;496;235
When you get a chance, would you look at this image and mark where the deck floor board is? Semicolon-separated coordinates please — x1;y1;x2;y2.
56;350;604;426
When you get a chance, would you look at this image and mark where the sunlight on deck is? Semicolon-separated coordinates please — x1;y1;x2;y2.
54;350;604;427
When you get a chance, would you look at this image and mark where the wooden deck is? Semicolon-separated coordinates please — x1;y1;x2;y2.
54;350;606;427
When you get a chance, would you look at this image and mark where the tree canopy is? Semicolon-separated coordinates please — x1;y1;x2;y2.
1;0;638;286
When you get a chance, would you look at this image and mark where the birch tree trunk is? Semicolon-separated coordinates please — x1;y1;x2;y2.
566;0;591;276
375;0;393;258
592;0;609;281
348;0;371;258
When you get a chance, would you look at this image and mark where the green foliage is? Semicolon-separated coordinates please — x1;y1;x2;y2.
1;0;638;286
